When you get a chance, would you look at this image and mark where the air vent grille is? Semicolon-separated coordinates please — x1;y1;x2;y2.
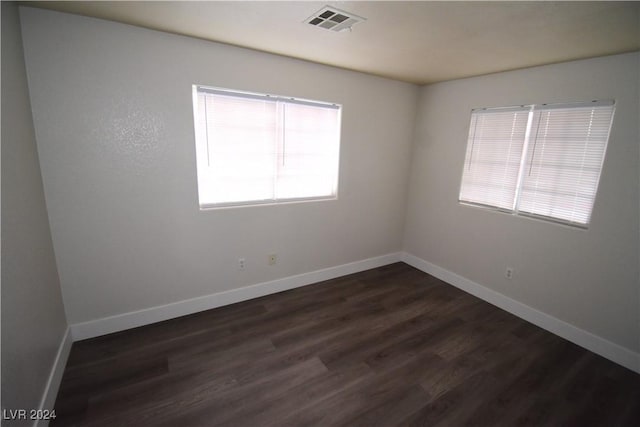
305;6;365;32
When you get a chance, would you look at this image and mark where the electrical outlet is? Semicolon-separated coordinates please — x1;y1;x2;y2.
505;267;514;279
268;254;277;266
238;258;246;271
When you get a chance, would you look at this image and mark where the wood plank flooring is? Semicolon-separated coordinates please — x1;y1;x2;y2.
52;262;640;426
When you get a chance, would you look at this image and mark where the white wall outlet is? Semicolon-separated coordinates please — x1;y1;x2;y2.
268;254;277;266
238;258;246;271
505;267;514;279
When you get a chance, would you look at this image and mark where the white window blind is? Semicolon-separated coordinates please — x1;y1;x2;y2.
193;86;341;208
460;107;530;210
459;101;615;227
518;103;615;224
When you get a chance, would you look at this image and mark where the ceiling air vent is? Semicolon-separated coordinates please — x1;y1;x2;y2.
305;6;365;32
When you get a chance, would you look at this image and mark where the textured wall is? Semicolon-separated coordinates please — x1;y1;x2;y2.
19;7;418;324
1;2;68;422
404;52;639;352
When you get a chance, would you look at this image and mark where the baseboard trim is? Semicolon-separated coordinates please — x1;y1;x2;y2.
35;327;72;427
68;251;639;372
400;252;640;374
70;252;402;341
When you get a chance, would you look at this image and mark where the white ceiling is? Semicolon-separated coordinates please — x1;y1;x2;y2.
22;1;640;84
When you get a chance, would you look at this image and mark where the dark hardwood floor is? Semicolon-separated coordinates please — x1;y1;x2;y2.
52;262;639;426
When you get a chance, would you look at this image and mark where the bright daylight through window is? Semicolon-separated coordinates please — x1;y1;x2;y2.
459;101;615;227
192;86;341;208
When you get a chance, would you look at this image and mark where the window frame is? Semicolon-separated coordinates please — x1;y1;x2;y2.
458;100;615;229
192;85;342;210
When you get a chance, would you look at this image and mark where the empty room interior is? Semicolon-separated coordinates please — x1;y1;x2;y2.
2;0;640;425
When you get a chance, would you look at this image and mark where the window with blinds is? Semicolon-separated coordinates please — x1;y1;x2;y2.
192;86;341;208
459;101;615;227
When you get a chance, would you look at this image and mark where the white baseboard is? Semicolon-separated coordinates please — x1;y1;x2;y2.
70;253;402;341
35;327;73;427
400;252;640;374
68;250;639;373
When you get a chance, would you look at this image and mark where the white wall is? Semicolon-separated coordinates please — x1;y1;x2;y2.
16;5;638;368
404;52;640;353
19;7;418;325
1;2;69;421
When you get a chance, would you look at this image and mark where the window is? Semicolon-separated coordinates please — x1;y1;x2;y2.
459;101;615;227
192;86;341;208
